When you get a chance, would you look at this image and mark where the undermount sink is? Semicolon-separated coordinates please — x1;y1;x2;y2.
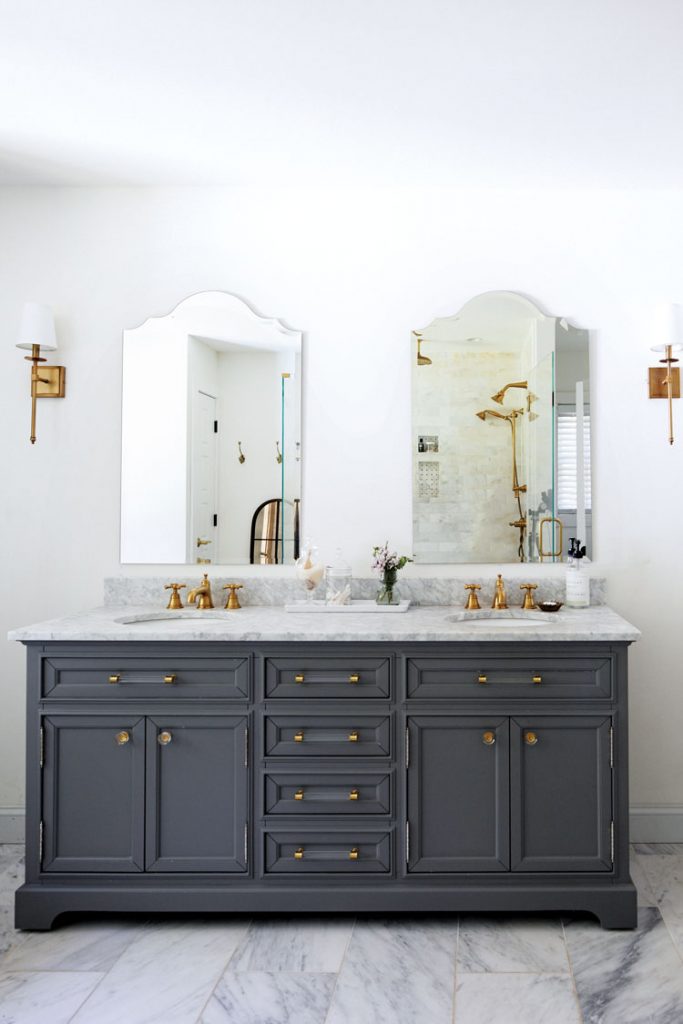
445;610;554;628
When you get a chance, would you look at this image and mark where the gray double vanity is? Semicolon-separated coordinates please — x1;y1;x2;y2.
10;290;640;930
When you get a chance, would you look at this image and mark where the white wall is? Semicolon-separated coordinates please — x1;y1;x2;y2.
1;186;682;828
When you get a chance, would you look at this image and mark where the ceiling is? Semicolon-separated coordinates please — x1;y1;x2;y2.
2;0;682;186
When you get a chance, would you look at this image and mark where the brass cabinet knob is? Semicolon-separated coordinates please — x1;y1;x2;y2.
294;789;304;801
294;847;304;860
157;731;173;746
525;731;538;746
163;674;176;685
294;731;304;743
294;674;305;684
348;731;359;743
108;674;121;684
478;673;488;684
349;847;359;860
349;673;360;684
532;674;542;685
115;730;130;746
482;730;496;746
349;788;359;801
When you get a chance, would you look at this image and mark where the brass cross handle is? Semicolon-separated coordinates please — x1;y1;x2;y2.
164;583;186;609
223;583;243;610
464;584;482;610
520;583;538;610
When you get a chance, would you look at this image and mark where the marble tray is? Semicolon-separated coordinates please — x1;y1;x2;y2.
284;599;412;613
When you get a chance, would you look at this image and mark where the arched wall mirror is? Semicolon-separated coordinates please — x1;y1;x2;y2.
120;291;302;565
412;291;591;564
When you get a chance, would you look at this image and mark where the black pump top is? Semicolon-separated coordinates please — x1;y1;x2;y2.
568;537;587;560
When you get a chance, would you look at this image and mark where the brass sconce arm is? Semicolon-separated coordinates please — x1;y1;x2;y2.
16;304;66;444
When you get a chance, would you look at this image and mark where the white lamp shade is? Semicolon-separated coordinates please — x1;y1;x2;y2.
16;302;57;352
651;302;683;352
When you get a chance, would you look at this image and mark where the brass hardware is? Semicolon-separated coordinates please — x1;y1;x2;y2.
163;674;176;685
349;673;360;684
275;440;282;464
482;730;496;746
649;344;681;445
157;730;173;746
539;517;563;561
223;583;243;610
294;731;304;743
294;674;305;684
525;731;538;746
115;730;130;746
349;788;359;801
532;674;542;685
187;573;214;609
196;537;211;547
294;847;304;860
108;673;120;684
237;441;246;464
520;583;538;610
21;331;66;444
348;731;359;743
464;584;482;610
475;407;527;560
164;583;185;609
492;574;508;609
349;847;359;860
294;789;304;801
478;673;488;684
491;381;528;405
414;330;432;366
196;557;211;565
649;365;681;399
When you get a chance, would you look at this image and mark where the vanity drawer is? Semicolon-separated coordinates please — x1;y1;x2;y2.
264;830;391;873
42;657;250;700
264;771;392;815
264;715;391;757
406;656;612;700
264;657;390;699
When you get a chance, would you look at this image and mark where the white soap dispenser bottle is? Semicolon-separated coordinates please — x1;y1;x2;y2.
565;538;590;608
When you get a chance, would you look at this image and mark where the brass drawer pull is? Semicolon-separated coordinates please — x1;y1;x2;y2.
163;674;176;685
294;731;304;743
115;730;130;746
108;674;120;684
532;674;542;685
294;789;304;801
525;731;538;746
294;674;305;684
478;673;487;684
349;673;360;684
349;847;359;860
157;731;173;746
348;731;359;743
482;731;496;746
294;847;304;860
349;788;359;801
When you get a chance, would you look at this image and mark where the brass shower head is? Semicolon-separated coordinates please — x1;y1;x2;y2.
414;332;432;366
491;381;528;404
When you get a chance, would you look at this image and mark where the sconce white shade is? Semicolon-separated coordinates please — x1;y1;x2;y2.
16;302;57;352
651;302;683;352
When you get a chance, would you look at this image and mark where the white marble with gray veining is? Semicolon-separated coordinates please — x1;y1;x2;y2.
228;918;352;973
456;972;581;1024
0;970;105;1024
8;601;638;643
457;915;569;973
200;971;337;1024
636;853;683;953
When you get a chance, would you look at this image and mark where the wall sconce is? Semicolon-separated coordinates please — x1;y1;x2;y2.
16;303;65;444
648;303;682;445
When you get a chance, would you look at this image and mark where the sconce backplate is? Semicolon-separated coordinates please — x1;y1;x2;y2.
35;365;66;398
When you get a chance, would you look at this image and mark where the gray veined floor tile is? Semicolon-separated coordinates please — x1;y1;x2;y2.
200;971;336;1024
565;906;683;1023
455;973;581;1024
1;918;148;973
326;918;458;1024
0;847;24;902
0;905;29;962
630;850;659;907
457;915;569;973
633;844;683;855
69;919;249;1024
0;970;104;1024
229;917;353;973
636;853;683;953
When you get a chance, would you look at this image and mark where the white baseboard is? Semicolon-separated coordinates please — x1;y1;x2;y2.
1;806;682;847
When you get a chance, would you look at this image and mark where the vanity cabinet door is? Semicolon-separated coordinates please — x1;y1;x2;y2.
407;716;509;873
42;716;145;872
145;716;248;872
510;717;612;872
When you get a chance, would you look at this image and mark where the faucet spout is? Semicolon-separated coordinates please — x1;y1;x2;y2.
187;573;214;609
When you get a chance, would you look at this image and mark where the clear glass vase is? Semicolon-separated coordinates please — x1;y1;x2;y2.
376;570;399;605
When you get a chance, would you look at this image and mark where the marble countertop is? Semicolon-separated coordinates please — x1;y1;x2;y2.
8;603;640;643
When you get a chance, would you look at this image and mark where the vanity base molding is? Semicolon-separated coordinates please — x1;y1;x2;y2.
16;639;637;931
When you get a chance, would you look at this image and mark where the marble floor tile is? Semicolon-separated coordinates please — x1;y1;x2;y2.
565;906;683;1023
630;850;659;907
0;970;104;1024
326;918;458;1024
200;971;336;1024
455;973;580;1024
633;843;683;855
0;847;24;900
229;917;353;973
0;904;29;961
1;918;147;973
70;919;249;1024
457;915;568;973
636;853;683;952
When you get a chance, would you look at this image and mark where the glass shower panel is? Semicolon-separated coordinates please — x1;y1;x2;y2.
525;350;556;561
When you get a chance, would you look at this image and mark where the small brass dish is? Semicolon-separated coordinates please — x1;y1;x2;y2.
538;601;563;613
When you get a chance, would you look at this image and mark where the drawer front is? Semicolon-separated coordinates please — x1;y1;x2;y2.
264;657;390;699
264;771;392;815
406;656;612;700
264;715;391;757
42;657;249;700
264;830;391;873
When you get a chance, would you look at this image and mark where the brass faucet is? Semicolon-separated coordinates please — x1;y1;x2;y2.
164;583;186;609
223;583;243;610
492;574;508;609
464;584;482;610
520;583;538;610
187;573;214;610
